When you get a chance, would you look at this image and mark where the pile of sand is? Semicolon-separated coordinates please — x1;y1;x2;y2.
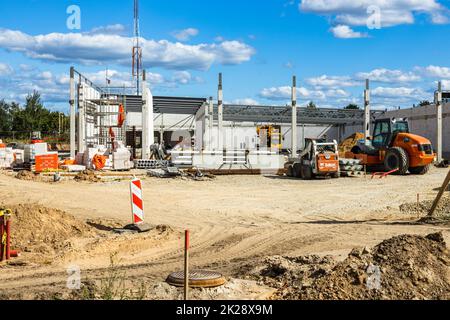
74;170;101;183
244;233;450;300
4;204;94;255
15;170;40;181
400;196;450;217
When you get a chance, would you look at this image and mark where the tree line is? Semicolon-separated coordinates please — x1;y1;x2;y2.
0;91;68;141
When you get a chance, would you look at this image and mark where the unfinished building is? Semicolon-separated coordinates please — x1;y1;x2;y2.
69;67;448;172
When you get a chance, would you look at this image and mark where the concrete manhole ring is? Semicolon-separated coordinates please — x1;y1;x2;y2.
166;270;226;288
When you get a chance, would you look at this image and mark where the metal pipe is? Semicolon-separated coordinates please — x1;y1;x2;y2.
436;81;443;164
291;76;297;156
69;66;76;158
364;79;371;145
184;230;190;300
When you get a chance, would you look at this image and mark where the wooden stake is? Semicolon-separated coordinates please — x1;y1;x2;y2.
428;170;450;217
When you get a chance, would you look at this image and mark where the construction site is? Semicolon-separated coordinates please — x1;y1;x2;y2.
0;1;449;302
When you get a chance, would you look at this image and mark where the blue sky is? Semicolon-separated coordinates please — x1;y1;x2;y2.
1;0;450;112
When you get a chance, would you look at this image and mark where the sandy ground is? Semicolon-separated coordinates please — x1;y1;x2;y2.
0;167;449;299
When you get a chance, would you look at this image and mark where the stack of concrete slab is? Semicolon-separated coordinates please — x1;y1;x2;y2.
24;142;48;162
112;141;133;171
0;147;15;169
339;158;364;177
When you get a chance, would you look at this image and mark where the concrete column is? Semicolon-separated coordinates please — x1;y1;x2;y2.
141;70;154;159
435;81;443;163
218;73;224;151
77;83;86;153
291;76;297;156
160;113;164;145
364;79;371;145
208;97;213;150
69;67;76;158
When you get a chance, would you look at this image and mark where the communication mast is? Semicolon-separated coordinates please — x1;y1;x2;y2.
132;0;143;95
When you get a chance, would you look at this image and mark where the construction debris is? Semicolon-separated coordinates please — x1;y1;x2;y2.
400;196;450;217
244;233;450;300
147;167;181;178
74;170;101;183
15;170;39;181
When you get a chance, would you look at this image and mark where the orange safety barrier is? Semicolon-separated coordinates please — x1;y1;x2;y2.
35;153;59;172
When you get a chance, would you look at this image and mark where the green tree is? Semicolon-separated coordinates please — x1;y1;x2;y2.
418;100;431;107
0;100;13;132
344;103;360;110
306;101;316;109
0;91;69;141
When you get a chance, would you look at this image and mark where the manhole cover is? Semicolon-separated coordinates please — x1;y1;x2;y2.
166;270;226;288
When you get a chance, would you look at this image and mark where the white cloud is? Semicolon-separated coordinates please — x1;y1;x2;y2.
306;75;359;88
372;86;427;99
88;24;126;35
259;86;326;101
0;63;13;76
330;25;367;38
211;41;256;65
171;28;199;41
418;65;450;78
356;68;421;83
326;89;350;98
172;71;194;85
0;28;255;71
300;0;449;35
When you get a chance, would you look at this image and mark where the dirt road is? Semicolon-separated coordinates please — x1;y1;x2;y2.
0;168;449;299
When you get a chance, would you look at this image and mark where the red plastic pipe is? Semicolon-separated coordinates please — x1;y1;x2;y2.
0;216;4;262
5;219;11;260
9;250;20;258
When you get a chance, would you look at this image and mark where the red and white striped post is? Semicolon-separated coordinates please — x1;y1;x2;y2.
130;178;144;225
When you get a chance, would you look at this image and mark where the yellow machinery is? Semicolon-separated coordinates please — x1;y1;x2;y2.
257;125;282;152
